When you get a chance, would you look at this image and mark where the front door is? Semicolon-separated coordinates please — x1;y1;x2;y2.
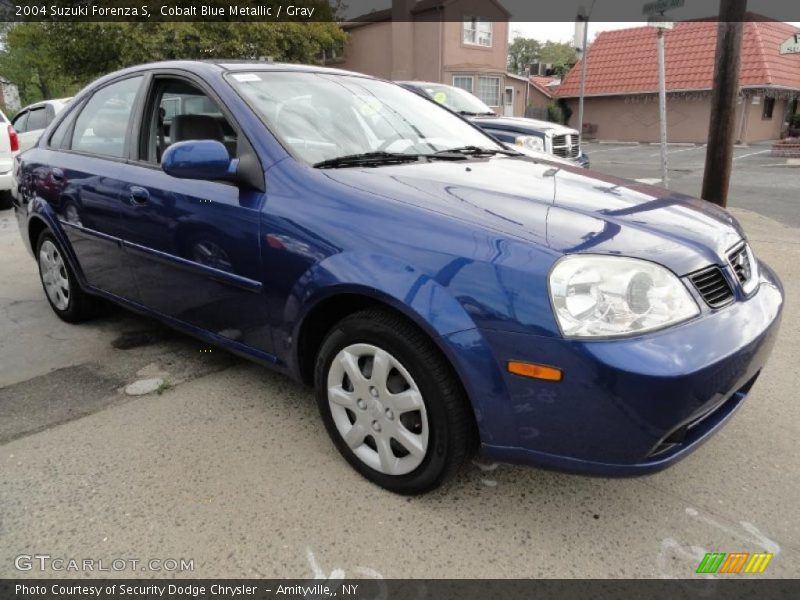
118;75;273;355
503;87;514;117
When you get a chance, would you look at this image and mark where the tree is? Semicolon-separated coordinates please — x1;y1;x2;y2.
0;23;81;109
0;16;347;107
507;37;541;76
538;41;579;75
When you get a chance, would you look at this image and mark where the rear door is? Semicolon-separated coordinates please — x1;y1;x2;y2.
33;75;145;300
117;73;272;354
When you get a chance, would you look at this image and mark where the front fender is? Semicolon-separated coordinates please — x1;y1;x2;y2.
284;251;511;445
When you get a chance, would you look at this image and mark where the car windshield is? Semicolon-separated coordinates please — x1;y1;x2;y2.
227;71;504;166
416;84;495;115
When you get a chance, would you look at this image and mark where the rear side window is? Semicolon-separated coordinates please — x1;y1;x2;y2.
26;107;47;131
71;76;143;158
11;111;28;133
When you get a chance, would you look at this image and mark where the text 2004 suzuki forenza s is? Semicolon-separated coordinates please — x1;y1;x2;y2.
14;62;783;494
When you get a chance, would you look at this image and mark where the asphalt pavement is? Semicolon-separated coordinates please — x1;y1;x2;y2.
583;141;800;227
1;183;799;578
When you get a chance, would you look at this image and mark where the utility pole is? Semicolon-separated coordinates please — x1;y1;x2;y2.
655;23;670;187
701;0;748;207
575;2;595;138
643;0;684;188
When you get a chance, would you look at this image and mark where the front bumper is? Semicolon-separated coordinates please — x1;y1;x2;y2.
477;262;783;475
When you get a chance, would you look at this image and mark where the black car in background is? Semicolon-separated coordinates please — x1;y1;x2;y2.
398;81;589;168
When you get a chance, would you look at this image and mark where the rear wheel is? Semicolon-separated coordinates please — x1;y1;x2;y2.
314;308;475;494
36;230;99;322
0;191;12;210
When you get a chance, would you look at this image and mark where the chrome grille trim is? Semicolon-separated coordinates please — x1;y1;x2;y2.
552;133;580;158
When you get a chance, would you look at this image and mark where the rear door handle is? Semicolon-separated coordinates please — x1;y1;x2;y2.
129;186;149;206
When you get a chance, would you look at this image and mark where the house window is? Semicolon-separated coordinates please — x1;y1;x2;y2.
463;17;492;47
762;97;775;120
452;76;474;94
476;76;501;106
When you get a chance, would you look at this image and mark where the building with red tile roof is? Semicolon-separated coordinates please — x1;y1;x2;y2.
557;19;800;143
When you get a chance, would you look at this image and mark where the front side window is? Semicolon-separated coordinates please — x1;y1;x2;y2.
228;71;502;166
463;17;492;47
476;76;501;107
141;78;238;163
71;76;143;158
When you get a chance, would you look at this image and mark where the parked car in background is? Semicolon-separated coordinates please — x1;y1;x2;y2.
11;98;72;153
0;107;19;209
14;61;782;494
398;81;589;168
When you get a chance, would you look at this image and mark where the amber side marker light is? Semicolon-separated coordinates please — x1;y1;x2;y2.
507;361;563;382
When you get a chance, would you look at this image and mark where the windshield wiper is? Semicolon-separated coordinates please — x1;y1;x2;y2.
432;145;519;158
313;151;421;169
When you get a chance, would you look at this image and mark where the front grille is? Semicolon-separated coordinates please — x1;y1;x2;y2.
552;134;580;158
689;266;734;308
727;243;752;285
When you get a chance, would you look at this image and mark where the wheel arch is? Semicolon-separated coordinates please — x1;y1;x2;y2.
286;252;501;445
26;203;87;288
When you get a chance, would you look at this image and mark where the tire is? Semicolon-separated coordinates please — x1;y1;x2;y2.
36;230;100;323
314;308;476;494
0;191;12;210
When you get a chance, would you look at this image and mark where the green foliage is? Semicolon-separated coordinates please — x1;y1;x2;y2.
0;18;347;107
547;103;564;124
0;23;81;109
538;41;578;75
790;113;800;128
507;37;541;76
507;37;578;78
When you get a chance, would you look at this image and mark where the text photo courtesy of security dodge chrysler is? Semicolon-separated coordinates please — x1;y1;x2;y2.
13;61;783;494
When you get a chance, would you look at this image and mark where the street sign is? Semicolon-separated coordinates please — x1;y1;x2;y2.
648;17;674;29
780;33;800;55
642;0;684;16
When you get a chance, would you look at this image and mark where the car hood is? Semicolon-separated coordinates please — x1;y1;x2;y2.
472;115;578;136
321;156;744;275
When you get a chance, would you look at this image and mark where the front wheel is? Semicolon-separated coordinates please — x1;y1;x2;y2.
314;308;476;494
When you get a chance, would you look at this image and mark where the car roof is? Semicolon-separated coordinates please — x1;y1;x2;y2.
18;97;73;112
104;59;372;80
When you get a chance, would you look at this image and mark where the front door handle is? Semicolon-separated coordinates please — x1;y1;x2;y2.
129;186;149;206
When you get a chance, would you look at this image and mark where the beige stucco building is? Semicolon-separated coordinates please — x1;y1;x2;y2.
557;20;800;144
334;0;544;117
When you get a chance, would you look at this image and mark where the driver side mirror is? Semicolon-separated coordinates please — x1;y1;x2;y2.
161;140;239;181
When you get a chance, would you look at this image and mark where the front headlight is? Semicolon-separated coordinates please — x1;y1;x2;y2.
515;135;545;152
549;255;699;339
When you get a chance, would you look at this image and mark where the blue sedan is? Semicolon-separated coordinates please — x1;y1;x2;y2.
13;61;783;494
